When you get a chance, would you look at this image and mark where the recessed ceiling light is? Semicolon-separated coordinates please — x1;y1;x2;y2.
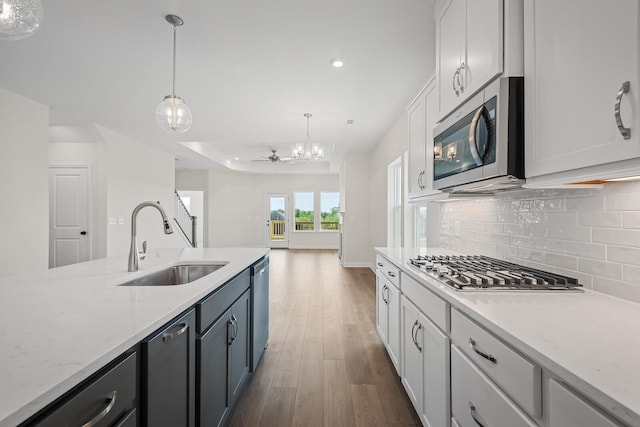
346;119;354;125
234;157;240;161
330;58;345;68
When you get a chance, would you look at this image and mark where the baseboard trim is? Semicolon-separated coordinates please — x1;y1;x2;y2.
342;261;372;268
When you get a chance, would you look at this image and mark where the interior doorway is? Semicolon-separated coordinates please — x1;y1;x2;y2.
266;194;289;248
177;190;205;248
48;166;91;268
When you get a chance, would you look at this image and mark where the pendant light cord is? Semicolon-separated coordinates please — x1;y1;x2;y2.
172;24;177;98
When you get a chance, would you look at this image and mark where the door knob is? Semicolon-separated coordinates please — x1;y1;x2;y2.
80;231;87;235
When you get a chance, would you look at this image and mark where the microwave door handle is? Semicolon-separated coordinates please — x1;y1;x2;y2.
468;105;492;166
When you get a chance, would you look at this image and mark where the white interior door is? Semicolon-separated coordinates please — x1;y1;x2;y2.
266;194;288;248
49;166;90;268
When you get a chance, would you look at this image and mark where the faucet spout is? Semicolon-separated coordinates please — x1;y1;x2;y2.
128;201;174;272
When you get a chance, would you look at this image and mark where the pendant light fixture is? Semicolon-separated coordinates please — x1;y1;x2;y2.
0;0;43;40
156;14;192;133
292;113;324;160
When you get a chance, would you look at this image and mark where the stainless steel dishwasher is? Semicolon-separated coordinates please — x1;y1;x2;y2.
250;256;269;371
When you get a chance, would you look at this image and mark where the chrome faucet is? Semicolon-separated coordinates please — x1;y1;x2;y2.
128;201;174;272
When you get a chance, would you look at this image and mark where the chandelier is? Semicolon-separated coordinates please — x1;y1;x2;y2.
292;113;324;160
156;14;192;133
0;0;43;40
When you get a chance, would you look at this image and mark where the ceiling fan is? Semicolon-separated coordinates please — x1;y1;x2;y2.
251;149;294;163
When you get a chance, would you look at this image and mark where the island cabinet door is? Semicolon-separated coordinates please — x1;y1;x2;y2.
197;308;232;427
142;308;196;427
228;290;250;407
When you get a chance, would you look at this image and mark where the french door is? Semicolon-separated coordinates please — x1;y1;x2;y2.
266;194;289;248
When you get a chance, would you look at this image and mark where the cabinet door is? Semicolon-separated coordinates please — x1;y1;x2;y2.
524;0;640;180
423;80;440;195
197;310;231;427
376;274;389;344
400;296;422;414
386;282;401;374
437;0;467;118
464;0;502;99
229;290;250;407
143;309;196;427
421;314;450;427
142;310;196;427
408;92;427;197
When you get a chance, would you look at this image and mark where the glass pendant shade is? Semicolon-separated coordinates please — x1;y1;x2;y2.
156;95;192;133
0;0;43;40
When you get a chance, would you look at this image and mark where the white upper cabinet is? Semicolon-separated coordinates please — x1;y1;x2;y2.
408;75;444;200
524;0;640;184
436;0;510;121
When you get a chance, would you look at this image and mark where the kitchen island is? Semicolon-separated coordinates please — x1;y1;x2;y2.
0;247;268;427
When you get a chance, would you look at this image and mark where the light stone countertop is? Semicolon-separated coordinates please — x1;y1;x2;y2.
0;247;268;427
376;247;640;427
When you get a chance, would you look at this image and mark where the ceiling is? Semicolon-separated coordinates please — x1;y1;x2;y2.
0;0;435;174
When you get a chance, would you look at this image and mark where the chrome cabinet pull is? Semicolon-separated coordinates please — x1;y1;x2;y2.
382;285;389;304
231;314;239;340
468;105;493;166
615;81;631;139
377;262;384;267
411;321;418;347
457;62;465;93
81;391;117;427
417;171;423;190
228;318;235;345
414;322;423;352
452;67;459;95
387;271;396;278
162;323;188;342
469;338;497;364
469;401;486;427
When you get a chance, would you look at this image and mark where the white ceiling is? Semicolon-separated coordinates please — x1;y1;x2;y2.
0;0;435;173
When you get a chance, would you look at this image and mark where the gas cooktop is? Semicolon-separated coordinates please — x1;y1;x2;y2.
408;255;583;292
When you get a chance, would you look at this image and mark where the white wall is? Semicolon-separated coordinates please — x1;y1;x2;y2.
0;88;49;277
342;153;372;267
49;142;108;259
369;113;409;258
97;125;186;256
433;182;640;303
203;170;340;249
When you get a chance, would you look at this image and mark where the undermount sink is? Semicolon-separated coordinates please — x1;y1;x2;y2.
119;263;228;286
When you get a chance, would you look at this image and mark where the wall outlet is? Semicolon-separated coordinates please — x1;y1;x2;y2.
108;217;116;225
118;217;125;225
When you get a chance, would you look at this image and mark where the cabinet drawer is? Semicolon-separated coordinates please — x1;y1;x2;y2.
451;346;536;427
451;309;541;417
33;352;137;427
401;272;449;332
375;255;400;287
197;269;250;333
548;379;620;427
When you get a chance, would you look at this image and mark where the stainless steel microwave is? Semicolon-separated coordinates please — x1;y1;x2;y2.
433;77;524;193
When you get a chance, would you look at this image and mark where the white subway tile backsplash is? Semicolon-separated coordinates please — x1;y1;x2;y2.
436;184;640;302
592;277;640;303
565;241;606;260
578;211;623;228
544;253;577;270
607;246;640;266
593;228;640;247
623;212;640;229
577;259;623;280
623;265;640;284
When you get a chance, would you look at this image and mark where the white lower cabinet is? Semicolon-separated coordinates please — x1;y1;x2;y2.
376;269;401;374
451;346;537;427
548;380;620;427
401;295;450;427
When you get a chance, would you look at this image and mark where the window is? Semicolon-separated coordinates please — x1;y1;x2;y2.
320;192;340;230
294;192;314;231
387;157;403;247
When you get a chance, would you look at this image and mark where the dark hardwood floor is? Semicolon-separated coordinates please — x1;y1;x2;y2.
229;249;420;427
